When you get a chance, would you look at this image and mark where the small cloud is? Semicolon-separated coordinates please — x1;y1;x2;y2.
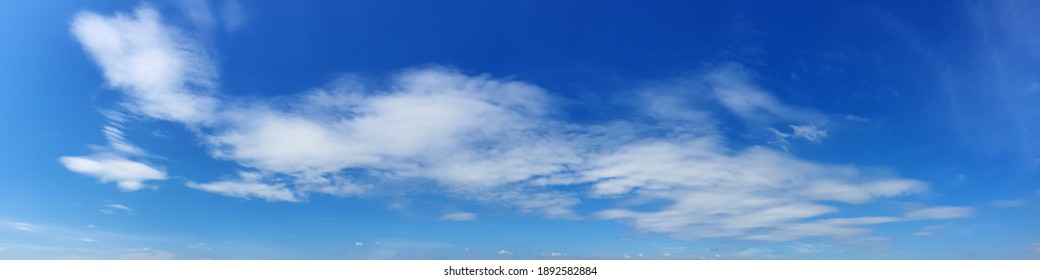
221;0;248;32
790;243;816;253
662;252;673;258
80;238;97;243
991;199;1027;208
953;174;968;185
904;206;974;220
497;250;513;256
122;248;175;260
187;172;298;202
771;124;827;149
87;224;96;229
7;222;36;232
439;211;477;222
100;203;133;214
187;243;212;250
60;156;167;191
789;124;828;143
354;242;364;247
913;223;952;237
541;252;566;257
845;114;870;122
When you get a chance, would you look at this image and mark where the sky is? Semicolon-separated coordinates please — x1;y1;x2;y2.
1;0;1039;259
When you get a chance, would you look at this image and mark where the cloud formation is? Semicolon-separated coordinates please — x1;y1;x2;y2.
71;6;218;124
990;199;1027;208
440;212;477;222
99;203;134;215
65;6;973;247
60;156;166;191
60;112;167;191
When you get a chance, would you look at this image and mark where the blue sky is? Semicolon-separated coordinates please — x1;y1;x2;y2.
1;0;1039;259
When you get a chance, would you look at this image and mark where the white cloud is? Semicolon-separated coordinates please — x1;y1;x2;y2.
903;206;974;220
845;114;870;122
100;203;134;215
188;172;298;202
71;6;219;124
354;242;364;247
187;243;212;250
912;223;956;237
707;64;824;124
440;211;477;222
60;156;166;191
101;123;145;156
542;252;566;257
177;0;215;31
62;112;166;192
771;124;828;147
121;248;176;260
221;0;248;32
79;238;97;243
991;199;1027;207
497;250;513;256
5;221;37;232
591;141;932;242
790;243;817;253
789;124;828;142
67;6;975;248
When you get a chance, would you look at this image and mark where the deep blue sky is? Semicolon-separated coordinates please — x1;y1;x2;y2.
1;0;1038;259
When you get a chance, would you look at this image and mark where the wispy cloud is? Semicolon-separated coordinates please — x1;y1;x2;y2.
99;203;133;215
707;63;825;124
61;156;166;191
541;252;567;258
70;6;218;124
912;224;952;237
990;199;1027;208
187;172;298;202
770;124;828;150
439;211;477;222
67;6;973;248
845;114;871;122
60;113;167;191
121;248;176;260
497;250;513;256
221;0;248;32
4;221;37;232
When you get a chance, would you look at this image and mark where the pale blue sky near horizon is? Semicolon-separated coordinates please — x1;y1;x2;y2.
1;0;1039;259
